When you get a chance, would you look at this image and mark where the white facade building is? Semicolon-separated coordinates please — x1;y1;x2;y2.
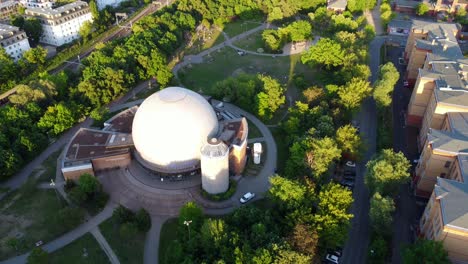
20;0;55;9
25;1;93;46
0;1;19;21
201;138;230;194
0;24;30;61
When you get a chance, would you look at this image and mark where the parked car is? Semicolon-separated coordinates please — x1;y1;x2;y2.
240;192;255;203
237;50;246;56
324;253;340;264
341;179;355;188
345;161;356;167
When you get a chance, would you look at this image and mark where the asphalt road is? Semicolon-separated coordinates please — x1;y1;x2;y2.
340;36;385;264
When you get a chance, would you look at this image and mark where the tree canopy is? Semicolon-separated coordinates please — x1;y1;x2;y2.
301;38;345;69
403;239;450;264
365;149;411;196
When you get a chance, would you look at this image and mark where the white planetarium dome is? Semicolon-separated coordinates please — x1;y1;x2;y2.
132;87;219;173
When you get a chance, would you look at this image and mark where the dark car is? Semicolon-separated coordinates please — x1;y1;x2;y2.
341;179;355;188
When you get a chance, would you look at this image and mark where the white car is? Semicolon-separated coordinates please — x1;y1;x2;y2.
345;161;356;167
240;192;255;203
325;253;340;264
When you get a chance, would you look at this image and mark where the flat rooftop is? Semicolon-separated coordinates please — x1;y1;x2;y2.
103;106;138;134
65;128;133;163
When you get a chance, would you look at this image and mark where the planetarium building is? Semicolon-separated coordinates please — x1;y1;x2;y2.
61;87;249;194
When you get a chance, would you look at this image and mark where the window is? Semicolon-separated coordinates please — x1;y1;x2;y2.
444;161;451;168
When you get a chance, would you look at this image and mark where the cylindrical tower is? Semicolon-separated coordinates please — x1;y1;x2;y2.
200;138;229;194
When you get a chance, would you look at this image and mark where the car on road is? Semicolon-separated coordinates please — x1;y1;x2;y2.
240;192;255;203
237;50;246;56
324;253;340;264
345;161;356;167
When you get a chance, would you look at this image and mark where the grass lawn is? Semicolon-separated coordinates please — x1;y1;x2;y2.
49;233;109;264
233;30;264;52
99;215;146;264
0;183;81;260
159;218;179;264
179;48;312;94
37;150;61;182
184;27;225;55
269;127;289;174
222;19;264;37
247;119;262;139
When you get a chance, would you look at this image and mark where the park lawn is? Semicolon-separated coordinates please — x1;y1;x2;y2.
158;218;179;264
222;19;263;37
99;215;146;264
178;48;312;94
184;27;225;55
37;150;61;182
0;182;80;260
247;119;262;139
269;127;289;174
49;233;109;264
233;30;264;52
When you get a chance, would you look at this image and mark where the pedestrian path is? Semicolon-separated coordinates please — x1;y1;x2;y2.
90;227;120;264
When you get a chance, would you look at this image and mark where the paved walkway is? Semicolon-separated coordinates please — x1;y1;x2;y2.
0;202;117;264
365;0;384;35
90;227;120;264
143;215;170;264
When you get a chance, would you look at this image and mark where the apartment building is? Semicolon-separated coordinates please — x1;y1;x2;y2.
0;24;30;61
0;0;19;21
394;0;468;14
20;0;55;9
327;0;347;13
415;113;468;196
419;172;468;262
25;1;92;46
405;20;468;263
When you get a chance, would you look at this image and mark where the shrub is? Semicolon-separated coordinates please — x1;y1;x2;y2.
201;179;237;201
135;208;152;232
113;205;135;224
68;186;86;205
119;222;139;239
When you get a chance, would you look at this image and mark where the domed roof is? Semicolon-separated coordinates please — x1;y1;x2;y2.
132;87;219;173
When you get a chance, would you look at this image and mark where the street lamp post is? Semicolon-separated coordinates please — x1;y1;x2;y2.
50;179;61;205
183;220;192;240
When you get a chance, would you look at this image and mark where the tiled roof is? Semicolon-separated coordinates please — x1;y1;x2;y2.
434;177;468;230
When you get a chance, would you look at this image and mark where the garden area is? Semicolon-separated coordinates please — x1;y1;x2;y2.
49;233;109;264
178;48;314;94
0;179;84;260
99;206;150;264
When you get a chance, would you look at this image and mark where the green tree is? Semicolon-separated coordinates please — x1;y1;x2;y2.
269;175;307;209
415;3;430;16
113;205;135;224
23;18;43;46
78;173;100;195
368;235;389;264
283;20;312;42
68;187;87;205
369;192;395;236
402;239;450;264
302;38;345;69
305;137;341;178
23;46;47;67
288;223;318;256
37;102;77;136
365;149;411;196
79;21;94;43
0;47;18;92
456;8;468;24
135;208;151;232
274;249;312;264
314;183;354;249
374;62;400;108
6;237;20;252
27;247;49;264
338;78;372;111
9;85;46;106
335;125;363;158
178;202;204;230
89;0;99;20
256;75;285;120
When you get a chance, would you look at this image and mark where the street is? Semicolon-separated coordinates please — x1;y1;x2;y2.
340;36;385;264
